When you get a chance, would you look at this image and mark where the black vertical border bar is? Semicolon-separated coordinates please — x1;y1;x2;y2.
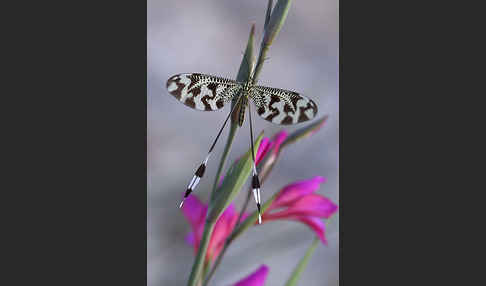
2;1;148;284
339;0;455;283
66;1;149;284
340;0;396;284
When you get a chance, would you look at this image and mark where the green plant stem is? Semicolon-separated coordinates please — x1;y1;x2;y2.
202;213;243;286
284;237;319;286
253;0;274;84
203;161;271;286
202;240;228;286
187;23;254;285
264;0;274;29
202;182;254;286
187;125;239;286
195;0;296;283
252;41;269;84
187;220;216;286
186;20;256;286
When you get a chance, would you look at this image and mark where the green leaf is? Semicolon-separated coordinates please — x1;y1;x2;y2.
263;0;293;46
264;0;274;30
236;24;256;82
284;237;320;286
207;132;264;222
281;115;328;148
232;24;256;125
212;25;255;195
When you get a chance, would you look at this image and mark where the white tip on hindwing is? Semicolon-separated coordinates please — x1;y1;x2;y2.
204;153;211;165
252;189;259;204
187;175;197;190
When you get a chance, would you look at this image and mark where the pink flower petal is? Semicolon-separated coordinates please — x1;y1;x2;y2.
208;203;241;260
294;216;328;245
180;195;248;262
233;265;269;286
181;195;208;232
181;195;210;256
239;212;249;222
271;130;288;155
255;137;272;165
270;176;326;209
185;231;196;247
267;194;338;219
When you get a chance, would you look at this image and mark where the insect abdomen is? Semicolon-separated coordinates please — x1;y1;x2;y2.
238;96;248;126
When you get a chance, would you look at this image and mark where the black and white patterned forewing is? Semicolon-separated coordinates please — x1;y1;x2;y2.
249;85;318;125
166;73;242;111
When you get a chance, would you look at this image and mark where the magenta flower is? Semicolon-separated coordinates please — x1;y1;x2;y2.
182;176;337;264
254;130;288;165
232;265;269;286
181;195;247;262
181;131;336;261
262;176;338;244
218;130;288;186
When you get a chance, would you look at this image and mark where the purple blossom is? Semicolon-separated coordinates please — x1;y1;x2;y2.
233;265;269;286
254;130;288;164
262;176;338;244
181;195;246;261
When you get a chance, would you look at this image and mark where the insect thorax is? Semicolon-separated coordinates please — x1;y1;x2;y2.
237;82;252;126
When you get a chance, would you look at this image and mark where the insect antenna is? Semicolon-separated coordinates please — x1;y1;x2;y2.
179;93;244;208
247;103;262;224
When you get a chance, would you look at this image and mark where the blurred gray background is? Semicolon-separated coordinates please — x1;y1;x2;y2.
148;1;338;285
